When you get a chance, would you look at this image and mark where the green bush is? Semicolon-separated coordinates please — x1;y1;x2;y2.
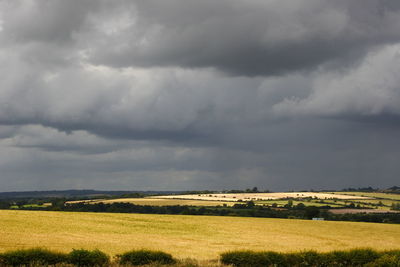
220;249;391;267
220;250;286;267
68;249;109;267
323;248;381;266
365;254;400;267
364;250;400;267
384;250;400;258
285;250;323;266
347;248;381;266
116;249;176;266
0;248;68;266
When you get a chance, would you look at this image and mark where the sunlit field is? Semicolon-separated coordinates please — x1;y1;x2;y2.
66;198;236;206
1;210;400;260
152;192;371;202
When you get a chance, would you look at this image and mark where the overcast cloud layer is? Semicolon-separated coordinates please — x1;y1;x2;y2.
1;0;400;191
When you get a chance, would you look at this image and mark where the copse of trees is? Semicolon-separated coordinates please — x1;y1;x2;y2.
223;187;270;193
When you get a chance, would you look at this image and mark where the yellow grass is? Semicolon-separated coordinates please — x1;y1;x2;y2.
153;192;371;202
67;198;236;206
1;210;400;260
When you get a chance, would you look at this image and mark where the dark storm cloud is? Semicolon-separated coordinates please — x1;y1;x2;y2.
2;0;96;44
1;0;400;191
90;0;400;76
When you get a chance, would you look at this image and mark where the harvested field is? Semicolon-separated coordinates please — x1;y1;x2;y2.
1;210;400;260
66;198;236;206
152;192;371;202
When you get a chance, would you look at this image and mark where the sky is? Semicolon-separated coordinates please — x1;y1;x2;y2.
1;0;400;192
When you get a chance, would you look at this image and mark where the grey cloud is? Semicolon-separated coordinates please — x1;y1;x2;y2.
2;0;96;44
273;44;400;118
1;0;400;191
88;0;400;76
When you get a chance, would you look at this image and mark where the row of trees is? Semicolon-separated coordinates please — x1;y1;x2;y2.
7;200;395;223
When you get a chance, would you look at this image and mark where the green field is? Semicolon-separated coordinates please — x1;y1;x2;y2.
1;210;400;260
332;192;400;201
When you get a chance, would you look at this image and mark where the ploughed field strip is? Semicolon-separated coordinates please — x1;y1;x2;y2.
1;210;400;260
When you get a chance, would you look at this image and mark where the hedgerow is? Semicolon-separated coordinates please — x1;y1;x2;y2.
220;249;400;267
68;249;110;267
1;248;400;266
116;249;176;266
0;248;68;266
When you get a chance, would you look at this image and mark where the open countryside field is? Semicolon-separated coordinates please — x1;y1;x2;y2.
64;192;400;212
332;192;400;200
67;198;236;206
327;192;400;210
255;199;344;208
152;192;371;202
1;210;400;260
342;199;400;210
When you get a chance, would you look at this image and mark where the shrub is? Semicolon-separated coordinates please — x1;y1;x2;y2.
0;248;68;266
364;250;400;267
324;248;381;266
385;250;400;258
68;249;109;267
285;250;323;266
220;249;390;267
220;251;286;267
365;254;400;267
347;248;381;266
116;249;176;266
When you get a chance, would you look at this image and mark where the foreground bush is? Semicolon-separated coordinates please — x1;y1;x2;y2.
0;248;68;266
365;253;400;267
324;248;381;266
1;247;400;266
116;249;176;266
285;250;323;266
220;249;400;267
220;251;286;267
68;249;109;267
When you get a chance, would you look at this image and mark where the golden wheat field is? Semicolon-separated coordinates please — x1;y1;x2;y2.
1;210;400;260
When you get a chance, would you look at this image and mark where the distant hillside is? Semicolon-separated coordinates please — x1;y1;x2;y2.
0;190;180;199
384;186;400;194
1;186;398;200
340;186;400;194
